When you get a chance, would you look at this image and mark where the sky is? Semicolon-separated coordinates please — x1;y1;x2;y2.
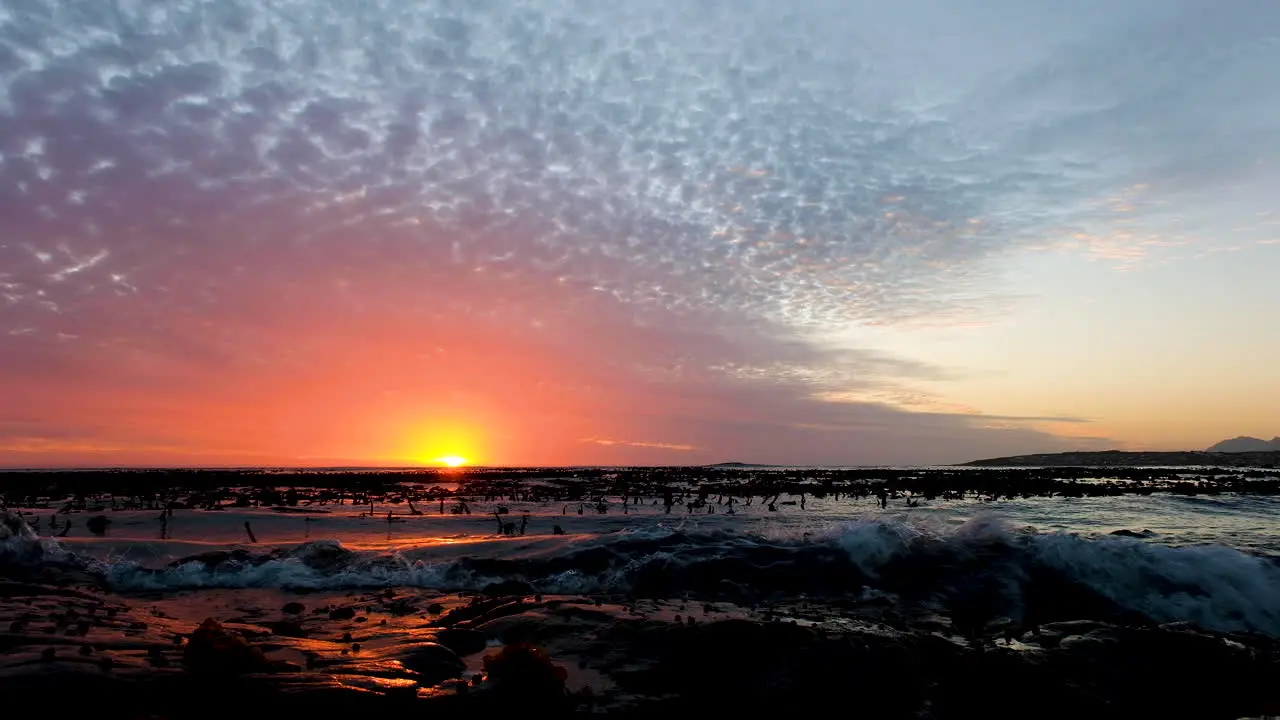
1;0;1278;468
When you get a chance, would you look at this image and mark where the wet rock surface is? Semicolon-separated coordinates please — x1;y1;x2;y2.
0;580;1275;719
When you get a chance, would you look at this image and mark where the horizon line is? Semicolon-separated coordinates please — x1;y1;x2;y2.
0;447;1251;473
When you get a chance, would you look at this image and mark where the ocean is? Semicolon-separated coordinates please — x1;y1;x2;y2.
2;466;1279;718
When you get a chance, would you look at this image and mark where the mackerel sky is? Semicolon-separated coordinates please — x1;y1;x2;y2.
2;0;1277;466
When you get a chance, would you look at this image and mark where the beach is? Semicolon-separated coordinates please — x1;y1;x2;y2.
3;467;1279;718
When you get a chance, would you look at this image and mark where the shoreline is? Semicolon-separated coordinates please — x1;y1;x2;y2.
3;465;1279;511
2;579;1278;719
5;476;1280;718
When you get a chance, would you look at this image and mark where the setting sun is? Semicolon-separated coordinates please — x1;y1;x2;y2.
394;418;485;468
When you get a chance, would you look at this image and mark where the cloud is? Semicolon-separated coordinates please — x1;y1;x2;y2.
10;0;1271;330
581;438;698;452
0;1;1266;463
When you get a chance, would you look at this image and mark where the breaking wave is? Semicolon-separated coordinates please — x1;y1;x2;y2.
3;509;1278;636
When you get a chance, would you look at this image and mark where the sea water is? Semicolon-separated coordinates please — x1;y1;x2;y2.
6;484;1279;637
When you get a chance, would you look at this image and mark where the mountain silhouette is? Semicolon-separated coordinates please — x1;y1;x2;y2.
1205;436;1280;452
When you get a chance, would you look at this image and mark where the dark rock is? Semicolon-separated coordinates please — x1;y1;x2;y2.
85;515;110;536
169;550;253;570
400;642;465;684
426;602;444;615
282;602;305;615
182;618;273;674
1040;620;1113;637
385;598;419;616
461;600;533;630
431;596;511;628
1110;528;1156;538
436;627;487;657
292;541;353;571
481;580;534;597
482;643;569;704
262;621;308;638
328;606;357;621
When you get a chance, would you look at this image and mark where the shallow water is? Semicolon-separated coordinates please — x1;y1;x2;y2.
4;482;1280;719
8;487;1280;637
24;489;1280;558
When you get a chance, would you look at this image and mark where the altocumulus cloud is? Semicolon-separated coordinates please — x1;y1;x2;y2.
1;0;1275;463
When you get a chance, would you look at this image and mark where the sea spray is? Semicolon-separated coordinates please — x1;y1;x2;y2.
1029;531;1280;634
5;507;1279;636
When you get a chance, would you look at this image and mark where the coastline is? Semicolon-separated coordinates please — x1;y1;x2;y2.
3;578;1278;719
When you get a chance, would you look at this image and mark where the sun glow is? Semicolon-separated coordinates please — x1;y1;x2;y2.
396;418;485;468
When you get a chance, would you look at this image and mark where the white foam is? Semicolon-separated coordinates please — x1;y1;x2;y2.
5;508;1279;636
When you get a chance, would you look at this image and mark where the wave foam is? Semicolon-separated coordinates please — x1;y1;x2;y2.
3;510;1277;636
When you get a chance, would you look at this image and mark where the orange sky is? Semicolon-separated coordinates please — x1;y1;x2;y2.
4;1;1277;467
0;242;1101;467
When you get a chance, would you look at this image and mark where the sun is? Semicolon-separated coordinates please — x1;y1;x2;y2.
398;420;482;468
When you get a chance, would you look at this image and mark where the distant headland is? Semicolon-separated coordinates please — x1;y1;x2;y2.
963;449;1280;468
1205;436;1280;453
706;462;783;468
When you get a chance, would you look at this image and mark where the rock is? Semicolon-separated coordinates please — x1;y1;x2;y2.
282;602;305;615
291;540;354;571
426;602;444;615
384;598;419;616
1109;528;1156;538
182;618;273;674
328;606;357;621
1039;620;1113;637
431;596;512;628
85;516;111;536
400;642;466;685
436;627;487;657
169;550;253;570
481;580;534;597
262;621;308;638
1031;631;1063;649
462;599;535;630
482;643;568;702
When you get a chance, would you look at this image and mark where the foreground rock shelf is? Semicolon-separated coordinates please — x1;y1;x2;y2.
1;580;1277;719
